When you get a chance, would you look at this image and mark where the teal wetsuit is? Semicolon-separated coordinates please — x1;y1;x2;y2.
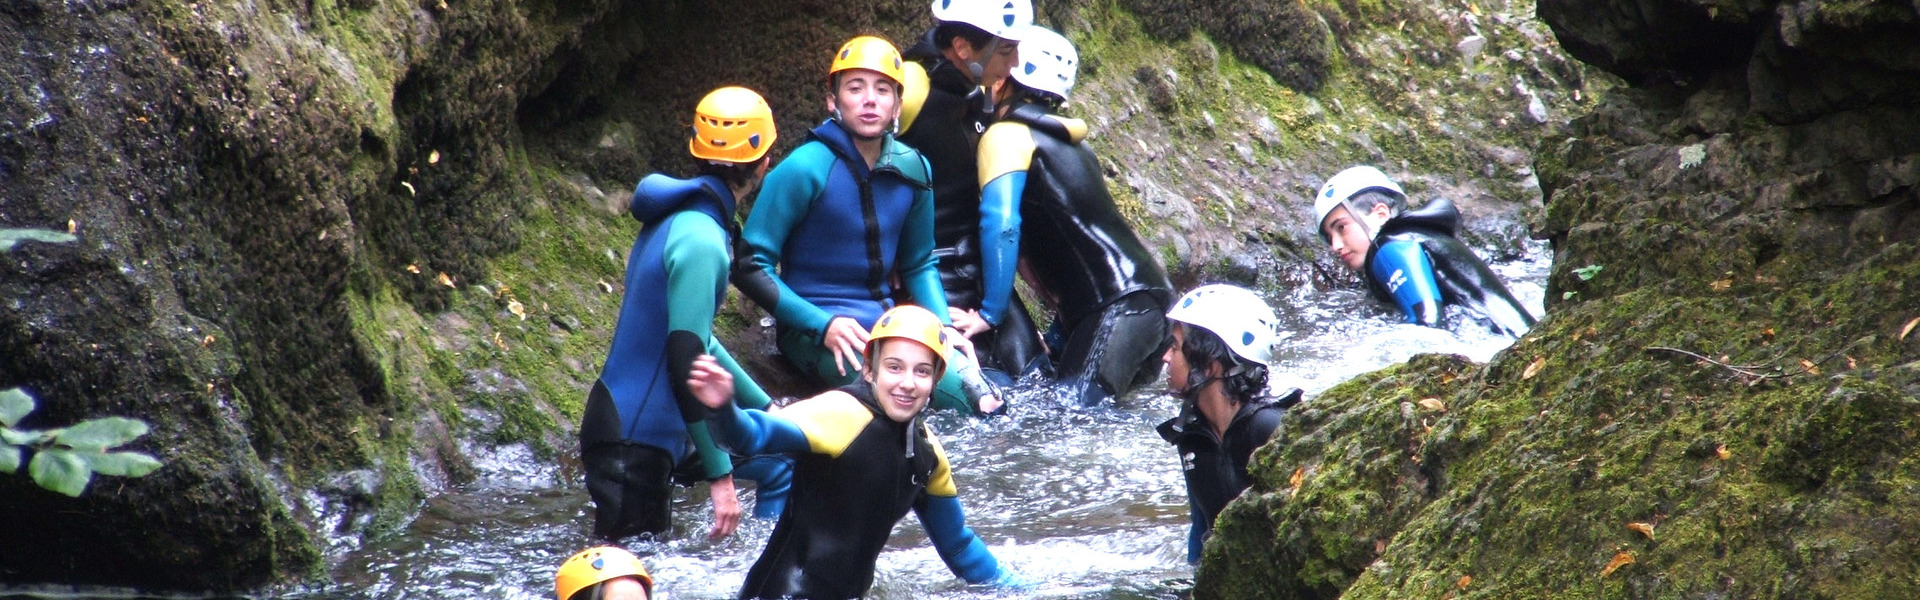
707;381;1006;598
732;120;986;413
581;174;791;540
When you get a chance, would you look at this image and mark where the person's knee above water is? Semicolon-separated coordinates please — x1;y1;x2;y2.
896;0;1050;381
732;35;1002;415
685;305;1029;599
556;546;653;600
1314;165;1537;337
1154;285;1304;565
976;26;1175;405
579;86;792;543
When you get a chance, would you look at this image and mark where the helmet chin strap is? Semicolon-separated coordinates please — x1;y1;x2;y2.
1340;197;1378;241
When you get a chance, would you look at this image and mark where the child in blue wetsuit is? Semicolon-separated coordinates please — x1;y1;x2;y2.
1314;165;1537;337
580;87;791;542
732;36;1001;415
686;305;1026;599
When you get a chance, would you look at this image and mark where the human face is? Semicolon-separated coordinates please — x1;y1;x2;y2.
1162;324;1191;391
864;339;938;423
601;576;649;600
1321;204;1375;272
828;68;901;140
948;37;1020;91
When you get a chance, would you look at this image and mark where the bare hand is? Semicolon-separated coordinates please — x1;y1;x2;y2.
947;308;992;338
945;327;980;364
687;355;734;410
707;475;742;540
823;317;870;376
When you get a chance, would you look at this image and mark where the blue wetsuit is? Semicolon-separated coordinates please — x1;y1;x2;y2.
581;174;791;540
732;120;986;413
707;381;1007;599
977;101;1175;405
1362;198;1536;338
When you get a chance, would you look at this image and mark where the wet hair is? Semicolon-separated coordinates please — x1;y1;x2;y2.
1345;189;1405;218
1178;323;1269;404
934;21;994;53
1007;80;1065;110
695;155;768;190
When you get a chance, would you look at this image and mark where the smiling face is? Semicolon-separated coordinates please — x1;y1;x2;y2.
864;339;938;422
828;68;901;140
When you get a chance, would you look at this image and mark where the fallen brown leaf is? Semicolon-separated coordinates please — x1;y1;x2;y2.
1418;397;1447;412
1601;551;1634;577
1627;522;1655;540
405;264;421;274
1709;279;1732;291
436;272;456;288
1523;357;1546;380
1456;575;1472;589
507;299;527;320
1716;444;1731;460
1902;316;1920;341
1800;359;1819;375
201;335;215;348
1290;466;1305;491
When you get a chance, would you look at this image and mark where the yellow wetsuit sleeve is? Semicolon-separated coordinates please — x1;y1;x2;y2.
977;121;1037;189
777;392;874;458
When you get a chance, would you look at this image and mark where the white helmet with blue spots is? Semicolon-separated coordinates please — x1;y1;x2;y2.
1314;165;1404;242
1011;25;1078;101
1166;284;1278;366
930;0;1033;41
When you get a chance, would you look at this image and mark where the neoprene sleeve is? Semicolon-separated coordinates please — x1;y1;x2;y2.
1370;239;1443;327
977;172;1026;327
917;493;1004;583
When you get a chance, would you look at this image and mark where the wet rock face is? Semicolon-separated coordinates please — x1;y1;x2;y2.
1196;1;1920;599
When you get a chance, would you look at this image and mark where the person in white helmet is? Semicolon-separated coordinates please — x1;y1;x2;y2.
896;0;1049;385
1314;165;1536;337
1155;284;1304;565
975;25;1174;406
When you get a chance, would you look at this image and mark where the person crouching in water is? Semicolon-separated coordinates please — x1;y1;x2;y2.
580;87;791;542
555;546;652;600
1314;165;1537;337
974;25;1174;406
686;305;1027;599
1155;285;1303;565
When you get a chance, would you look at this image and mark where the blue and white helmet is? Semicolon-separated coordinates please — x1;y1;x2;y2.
1166;284;1279;366
1313;165;1404;242
930;0;1033;41
1011;25;1078;101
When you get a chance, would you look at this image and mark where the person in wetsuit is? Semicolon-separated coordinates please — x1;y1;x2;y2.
686;305;1027;599
1154;285;1303;564
732;36;1002;416
555;546;652;600
1314;165;1537;337
975;26;1175;406
895;0;1049;382
582;87;793;542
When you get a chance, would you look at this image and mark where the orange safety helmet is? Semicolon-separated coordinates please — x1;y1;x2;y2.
555;546;652;600
688;86;777;164
865;304;952;376
828;35;906;88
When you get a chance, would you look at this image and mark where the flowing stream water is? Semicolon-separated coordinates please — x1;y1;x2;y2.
271;243;1550;600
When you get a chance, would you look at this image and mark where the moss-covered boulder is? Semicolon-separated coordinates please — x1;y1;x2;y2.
1197;0;1920;597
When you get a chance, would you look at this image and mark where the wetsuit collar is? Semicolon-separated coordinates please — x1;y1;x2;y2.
1002;101;1088;143
628;173;735;224
1379;196;1462;238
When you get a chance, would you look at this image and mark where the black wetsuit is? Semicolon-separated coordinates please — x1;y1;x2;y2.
898;31;1048;380
1157;388;1302;564
1362;197;1536;338
708;381;1005;598
978;100;1175;405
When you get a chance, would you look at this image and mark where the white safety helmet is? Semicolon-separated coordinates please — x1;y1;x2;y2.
930;0;1033;41
1313;165;1404;242
1011;25;1078;101
1166;284;1279;367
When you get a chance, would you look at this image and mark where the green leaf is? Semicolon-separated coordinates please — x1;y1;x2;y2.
80;450;163;477
1573;264;1604;281
1;426;48;445
55;417;149;450
0;228;78;253
0;446;19;473
29;448;92;497
0;387;33;427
